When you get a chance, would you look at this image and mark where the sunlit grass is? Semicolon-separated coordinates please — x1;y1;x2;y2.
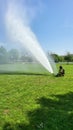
0;64;73;130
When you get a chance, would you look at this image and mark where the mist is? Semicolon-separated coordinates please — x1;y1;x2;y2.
5;1;55;74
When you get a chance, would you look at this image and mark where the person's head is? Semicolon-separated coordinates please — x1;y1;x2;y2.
59;66;62;69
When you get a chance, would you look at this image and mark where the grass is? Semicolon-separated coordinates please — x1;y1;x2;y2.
0;63;48;74
0;64;73;130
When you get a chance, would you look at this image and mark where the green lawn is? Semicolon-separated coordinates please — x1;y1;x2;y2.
0;64;73;130
0;63;48;74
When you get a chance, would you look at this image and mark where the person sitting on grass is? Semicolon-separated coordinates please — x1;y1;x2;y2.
56;66;65;77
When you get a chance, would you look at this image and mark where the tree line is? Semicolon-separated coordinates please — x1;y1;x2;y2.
50;53;73;63
0;46;35;64
0;46;73;64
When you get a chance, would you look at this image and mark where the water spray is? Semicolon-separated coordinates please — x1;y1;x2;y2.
5;1;57;74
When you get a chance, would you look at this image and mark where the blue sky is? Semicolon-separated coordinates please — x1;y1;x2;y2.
0;0;73;55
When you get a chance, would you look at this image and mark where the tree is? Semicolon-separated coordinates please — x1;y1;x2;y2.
58;56;65;62
64;52;73;63
8;49;19;62
20;55;33;62
50;53;60;62
0;46;8;64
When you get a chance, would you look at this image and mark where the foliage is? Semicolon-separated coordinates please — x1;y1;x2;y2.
0;46;73;64
51;52;73;63
20;55;34;62
8;49;19;62
64;52;73;62
0;64;73;130
51;53;60;62
0;46;8;64
0;46;37;64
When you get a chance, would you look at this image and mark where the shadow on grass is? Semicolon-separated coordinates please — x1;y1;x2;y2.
0;71;50;76
3;92;73;130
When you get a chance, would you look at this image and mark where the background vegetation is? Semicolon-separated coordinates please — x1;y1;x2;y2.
0;46;73;64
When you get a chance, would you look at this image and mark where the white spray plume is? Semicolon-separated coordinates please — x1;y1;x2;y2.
5;1;54;73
